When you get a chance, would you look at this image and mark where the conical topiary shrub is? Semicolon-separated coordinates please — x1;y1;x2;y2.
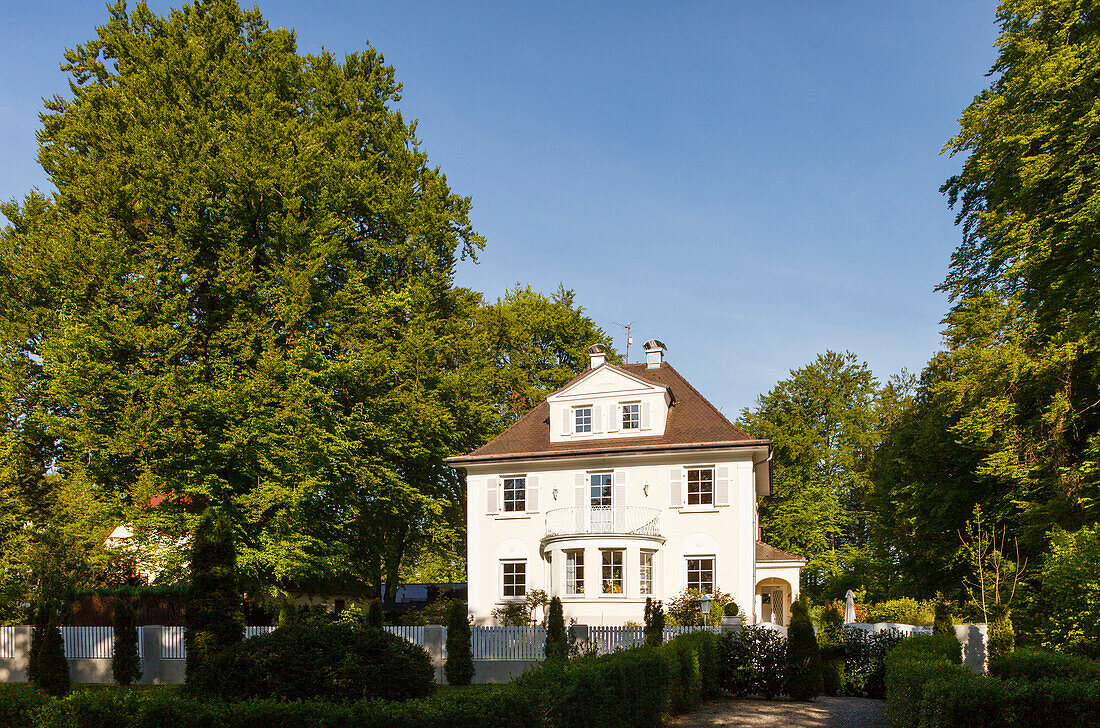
545;596;568;660
30;599;70;697
786;597;822;701
184;509;244;686
112;598;142;685
444;601;474;685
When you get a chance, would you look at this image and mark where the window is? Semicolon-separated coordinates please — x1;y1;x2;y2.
502;477;526;512
602;549;624;594
566;550;584;595
686;468;714;506
622;402;640;430
574;407;593;433
686;557;714;593
640;550;654;595
502;561;526;598
590;473;613;507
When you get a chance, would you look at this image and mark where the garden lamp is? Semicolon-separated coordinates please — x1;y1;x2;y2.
699;594;712;627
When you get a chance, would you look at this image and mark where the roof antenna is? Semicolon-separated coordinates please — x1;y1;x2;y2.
611;321;634;363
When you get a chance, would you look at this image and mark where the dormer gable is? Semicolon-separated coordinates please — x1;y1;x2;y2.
547;363;671;442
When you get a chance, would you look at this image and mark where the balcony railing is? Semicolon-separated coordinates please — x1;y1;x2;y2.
544;506;662;539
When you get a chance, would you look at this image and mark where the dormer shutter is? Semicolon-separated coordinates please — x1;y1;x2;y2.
642;402;652;430
668;467;681;507
608;404;620;432
614;471;627;507
486;476;499;514
527;475;540;513
562;408;571;435
715;467;730;506
592;404;603;433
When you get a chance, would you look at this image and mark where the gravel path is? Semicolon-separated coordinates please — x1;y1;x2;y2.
667;697;886;728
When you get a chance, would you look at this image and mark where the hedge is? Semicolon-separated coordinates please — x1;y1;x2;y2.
989;647;1100;683
886;636;1100;728
0;632;721;728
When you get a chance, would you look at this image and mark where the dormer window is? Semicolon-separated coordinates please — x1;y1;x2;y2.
574;407;593;433
622;403;640;430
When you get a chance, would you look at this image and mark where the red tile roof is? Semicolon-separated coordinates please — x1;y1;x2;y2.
755;541;806;563
448;363;766;463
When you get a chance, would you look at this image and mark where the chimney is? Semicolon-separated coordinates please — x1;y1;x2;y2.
588;344;608;368
643;339;666;369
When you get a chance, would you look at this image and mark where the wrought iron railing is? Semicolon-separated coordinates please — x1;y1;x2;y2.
544;506;661;538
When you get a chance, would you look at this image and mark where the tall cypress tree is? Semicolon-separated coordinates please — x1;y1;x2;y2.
544;596;567;661
29;597;69;697
184;510;244;685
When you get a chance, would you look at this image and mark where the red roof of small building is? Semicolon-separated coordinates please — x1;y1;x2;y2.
755;541;806;563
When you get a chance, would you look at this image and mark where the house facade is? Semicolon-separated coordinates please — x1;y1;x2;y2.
447;340;804;626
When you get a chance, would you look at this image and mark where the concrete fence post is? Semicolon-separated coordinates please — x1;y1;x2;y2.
423;625;446;684
140;626;163;685
572;623;589;648
0;625;32;682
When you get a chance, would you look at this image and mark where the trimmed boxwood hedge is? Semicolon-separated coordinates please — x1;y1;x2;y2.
886;636;1100;728
1;631;722;728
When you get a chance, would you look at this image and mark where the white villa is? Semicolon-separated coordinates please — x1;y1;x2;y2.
447;340;805;626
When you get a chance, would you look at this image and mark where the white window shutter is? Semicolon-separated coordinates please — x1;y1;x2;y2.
486;476;499;515
614;470;626;507
608;404;620;432
669;467;682;507
715;467;730;506
592;404;603;433
642;401;652;430
527;476;540;513
562;408;571;435
574;473;586;507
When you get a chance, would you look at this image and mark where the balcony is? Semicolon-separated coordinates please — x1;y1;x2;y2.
544;506;662;540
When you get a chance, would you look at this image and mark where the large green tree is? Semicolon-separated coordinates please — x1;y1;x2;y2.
737;351;882;595
940;0;1100;534
0;0;483;602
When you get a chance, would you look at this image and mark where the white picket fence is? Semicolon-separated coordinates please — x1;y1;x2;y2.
58;627;145;660
0;627;16;659
472;625;546;659
384;625;425;646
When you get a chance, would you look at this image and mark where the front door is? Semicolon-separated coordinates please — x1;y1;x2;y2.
590;473;613;531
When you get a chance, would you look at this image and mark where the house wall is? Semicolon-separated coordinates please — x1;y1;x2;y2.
464;447;766;626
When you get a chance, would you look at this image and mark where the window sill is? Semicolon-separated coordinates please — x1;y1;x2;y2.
679;507;720;514
495;513;532;520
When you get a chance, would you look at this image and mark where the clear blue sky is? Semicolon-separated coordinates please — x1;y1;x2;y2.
0;1;1000;418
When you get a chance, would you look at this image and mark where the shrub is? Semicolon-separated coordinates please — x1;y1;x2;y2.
544;596;568;661
644;597;665;646
884;634;966;728
111;598;142;685
367;599;384;629
445;600;474;685
0;685;49;724
990;647;1100;683
932;597;954;636
666;588;734;626
818;606;845;696
787;598;822;701
661;636;702;712
842;627;905;698
1035;524;1100;658
188;622;434;702
514;646;670;727
719;625;787;698
29;600;69;697
184;510;244;685
987;603;1015;662
867;597;935;626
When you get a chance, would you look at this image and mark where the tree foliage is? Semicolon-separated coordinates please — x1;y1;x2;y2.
738;351;884;594
1034;524;1100;657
